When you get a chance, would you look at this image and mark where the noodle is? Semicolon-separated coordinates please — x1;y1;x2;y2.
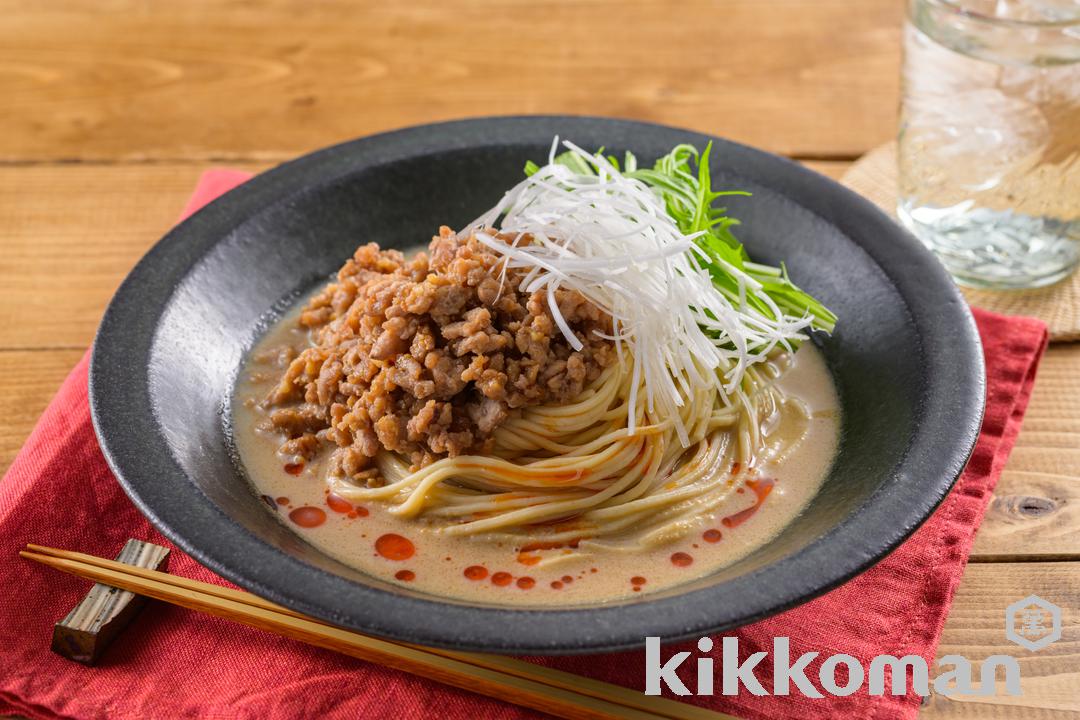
328;354;809;551
237;139;840;603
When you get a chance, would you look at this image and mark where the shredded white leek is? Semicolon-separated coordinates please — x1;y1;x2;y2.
464;138;815;446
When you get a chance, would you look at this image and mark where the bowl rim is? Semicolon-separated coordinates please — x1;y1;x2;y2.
90;115;985;654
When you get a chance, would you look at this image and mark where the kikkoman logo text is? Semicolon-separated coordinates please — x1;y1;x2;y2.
644;637;1020;697
644;595;1063;699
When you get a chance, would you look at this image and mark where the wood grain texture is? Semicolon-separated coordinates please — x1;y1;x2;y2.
0;349;84;475
1;162;857;474
0;2;1076;714
0;160;846;350
921;562;1080;718
0;162;272;350
973;345;1080;562
801;161;850;181
0;0;900;162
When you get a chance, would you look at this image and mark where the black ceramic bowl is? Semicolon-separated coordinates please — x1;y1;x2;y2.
90;116;984;654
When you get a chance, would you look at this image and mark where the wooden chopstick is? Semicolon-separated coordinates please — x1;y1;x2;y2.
24;545;725;718
22;545;735;720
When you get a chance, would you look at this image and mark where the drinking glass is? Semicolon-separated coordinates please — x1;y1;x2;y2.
899;0;1080;289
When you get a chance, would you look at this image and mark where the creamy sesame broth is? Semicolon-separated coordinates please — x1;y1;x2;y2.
231;296;839;606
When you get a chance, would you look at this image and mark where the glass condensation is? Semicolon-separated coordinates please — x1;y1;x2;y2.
899;0;1080;289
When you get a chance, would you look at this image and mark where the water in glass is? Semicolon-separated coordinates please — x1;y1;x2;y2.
899;0;1080;288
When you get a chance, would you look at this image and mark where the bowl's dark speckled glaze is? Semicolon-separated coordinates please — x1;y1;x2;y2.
89;116;984;654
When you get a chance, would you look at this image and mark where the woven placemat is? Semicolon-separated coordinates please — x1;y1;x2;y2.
841;142;1080;341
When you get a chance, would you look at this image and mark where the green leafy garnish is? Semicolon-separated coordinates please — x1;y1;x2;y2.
526;144;836;336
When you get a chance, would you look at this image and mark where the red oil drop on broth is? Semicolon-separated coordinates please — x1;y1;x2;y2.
375;533;415;561
516;577;535;590
703;528;722;543
326;493;353;513
394;570;415;582
670;552;693;567
464;565;488;581
288;506;326;528
722;478;776;529
284;463;304;475
491;572;513;587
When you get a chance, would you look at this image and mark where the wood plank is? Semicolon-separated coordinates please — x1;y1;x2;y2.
923;561;1080;717
0;0;901;163
0;160;849;350
0;162;272;350
972;345;1080;562
0;349;83;476
801;161;850;181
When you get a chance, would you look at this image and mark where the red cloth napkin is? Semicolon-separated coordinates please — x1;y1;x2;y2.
0;171;1048;720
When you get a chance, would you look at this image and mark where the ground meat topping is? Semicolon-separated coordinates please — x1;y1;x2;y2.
265;227;614;477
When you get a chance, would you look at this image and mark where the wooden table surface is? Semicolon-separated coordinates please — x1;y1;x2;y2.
1;1;1076;717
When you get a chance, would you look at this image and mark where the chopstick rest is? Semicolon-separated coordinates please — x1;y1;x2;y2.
51;538;170;665
24;543;730;720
